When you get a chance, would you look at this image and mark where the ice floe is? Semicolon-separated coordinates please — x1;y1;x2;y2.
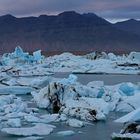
115;107;140;123
57;130;75;136
1;123;55;136
18;136;43;140
44;51;140;74
7;118;21;127
112;122;140;140
66;119;84;127
0;86;34;95
128;52;140;61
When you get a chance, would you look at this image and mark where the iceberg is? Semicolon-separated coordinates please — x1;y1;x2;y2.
14;46;25;58
119;83;135;96
112;122;140;139
66;119;84;127
7;118;21;127
32;75;111;121
24;113;59;123
115;107;140;123
1;46;44;66
112;133;140;140
116;93;140;112
0;48;140;74
128;52;140;61
33;50;44;63
59;74;78;85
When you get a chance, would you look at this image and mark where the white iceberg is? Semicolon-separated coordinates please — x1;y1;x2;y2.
24;113;59;123
115;107;140;123
33;50;44;63
66;119;84;127
7;118;21;127
128;52;140;61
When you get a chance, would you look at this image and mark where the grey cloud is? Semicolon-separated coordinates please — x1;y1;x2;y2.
0;0;140;20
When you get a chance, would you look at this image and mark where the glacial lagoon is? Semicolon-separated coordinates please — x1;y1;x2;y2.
0;73;139;140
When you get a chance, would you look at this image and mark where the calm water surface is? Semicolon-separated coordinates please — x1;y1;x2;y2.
55;73;140;85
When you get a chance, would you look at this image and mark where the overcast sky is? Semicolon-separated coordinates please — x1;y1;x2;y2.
0;0;140;22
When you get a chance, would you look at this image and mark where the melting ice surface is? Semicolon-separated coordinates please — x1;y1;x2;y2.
0;47;140;139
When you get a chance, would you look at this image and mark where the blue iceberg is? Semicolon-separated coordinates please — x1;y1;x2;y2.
119;83;135;96
1;46;44;65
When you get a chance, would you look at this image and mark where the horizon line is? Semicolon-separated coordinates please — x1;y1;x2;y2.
0;11;140;24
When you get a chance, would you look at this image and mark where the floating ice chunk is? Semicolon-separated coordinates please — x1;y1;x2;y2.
58;114;67;121
67;97;109;115
4;100;27;114
33;50;43;63
60;74;78;85
24;115;41;123
30;76;53;88
1;46;44;66
40;114;59;123
31;89;50;108
4;112;28;119
63;99;107;121
84;52;96;60
18;136;43;140
112;133;140;140
0;86;34;95
115;107;140;123
14;46;24;58
57;130;75;136
24;114;59;124
1;123;55;136
7;118;21;127
66;119;84;127
87;81;104;88
0;95;15;107
108;53;117;61
116;93;140;112
96;111;106;120
119;83;135;96
128;52;140;61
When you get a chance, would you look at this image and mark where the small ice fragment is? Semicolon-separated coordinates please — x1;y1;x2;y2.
115;107;140;123
66;119;84;127
18;136;43;140
57;130;75;136
1;123;55;136
7;118;21;127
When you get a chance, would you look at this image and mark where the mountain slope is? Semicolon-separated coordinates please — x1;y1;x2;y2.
0;11;140;54
115;19;140;36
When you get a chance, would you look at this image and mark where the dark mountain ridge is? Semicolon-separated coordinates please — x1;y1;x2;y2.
0;11;140;54
115;19;140;36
